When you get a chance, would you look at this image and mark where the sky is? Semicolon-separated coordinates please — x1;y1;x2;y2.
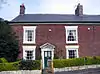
0;0;100;21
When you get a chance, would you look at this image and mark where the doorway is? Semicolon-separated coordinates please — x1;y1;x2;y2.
40;43;55;69
44;51;52;68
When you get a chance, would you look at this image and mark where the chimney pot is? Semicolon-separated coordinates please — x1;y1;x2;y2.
20;4;25;15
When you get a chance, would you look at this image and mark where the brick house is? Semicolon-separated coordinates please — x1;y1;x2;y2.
10;3;100;68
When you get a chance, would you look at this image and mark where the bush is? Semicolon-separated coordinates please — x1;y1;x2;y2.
0;61;19;71
0;60;40;71
0;56;100;71
53;58;85;68
19;60;40;70
53;56;100;68
0;58;8;63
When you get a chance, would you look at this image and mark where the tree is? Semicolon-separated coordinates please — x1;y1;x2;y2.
0;20;19;62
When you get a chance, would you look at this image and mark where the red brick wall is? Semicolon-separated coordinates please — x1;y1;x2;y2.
78;25;100;57
11;24;100;59
11;25;23;59
36;24;66;59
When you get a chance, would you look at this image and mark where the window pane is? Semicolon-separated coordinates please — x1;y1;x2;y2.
26;50;33;60
26;57;29;60
44;52;47;57
67;30;76;41
48;51;51;57
26;30;34;41
68;50;76;58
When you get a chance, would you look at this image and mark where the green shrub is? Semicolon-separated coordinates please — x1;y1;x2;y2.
0;61;19;71
85;56;100;65
0;56;100;71
0;60;2;63
32;60;41;70
53;58;84;68
0;60;40;71
0;58;8;63
19;60;40;70
53;56;100;68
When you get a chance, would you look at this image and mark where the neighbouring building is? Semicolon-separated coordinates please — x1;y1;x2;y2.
9;3;100;69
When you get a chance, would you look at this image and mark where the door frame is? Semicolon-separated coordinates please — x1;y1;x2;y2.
41;48;54;69
40;43;55;69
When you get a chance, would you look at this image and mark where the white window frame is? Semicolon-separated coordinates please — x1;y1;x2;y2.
23;26;37;44
23;46;36;60
65;45;79;59
65;26;78;44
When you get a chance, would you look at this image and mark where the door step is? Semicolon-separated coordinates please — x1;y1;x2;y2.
42;67;54;74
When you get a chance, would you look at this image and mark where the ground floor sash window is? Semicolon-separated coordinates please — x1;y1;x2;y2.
23;46;36;60
25;50;34;60
65;45;79;59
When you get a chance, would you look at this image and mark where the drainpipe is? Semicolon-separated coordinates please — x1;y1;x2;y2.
92;26;96;56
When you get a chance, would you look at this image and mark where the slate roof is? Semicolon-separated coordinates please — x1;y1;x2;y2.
11;14;100;23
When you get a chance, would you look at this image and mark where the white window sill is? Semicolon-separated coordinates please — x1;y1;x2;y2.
66;41;78;44
23;41;35;44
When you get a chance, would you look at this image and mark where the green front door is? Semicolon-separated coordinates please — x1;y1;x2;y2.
44;51;52;68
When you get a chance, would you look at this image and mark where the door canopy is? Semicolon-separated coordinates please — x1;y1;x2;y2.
40;43;55;49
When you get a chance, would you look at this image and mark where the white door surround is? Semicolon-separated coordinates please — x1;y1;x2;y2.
40;43;55;69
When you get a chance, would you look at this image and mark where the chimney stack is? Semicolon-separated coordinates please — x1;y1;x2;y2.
20;4;25;15
75;3;83;16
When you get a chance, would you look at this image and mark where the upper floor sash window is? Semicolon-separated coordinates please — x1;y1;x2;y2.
65;26;78;44
23;26;36;44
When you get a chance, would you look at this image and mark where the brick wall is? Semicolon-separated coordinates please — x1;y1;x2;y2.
11;24;100;59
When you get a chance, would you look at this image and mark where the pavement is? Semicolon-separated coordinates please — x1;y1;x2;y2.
55;68;100;74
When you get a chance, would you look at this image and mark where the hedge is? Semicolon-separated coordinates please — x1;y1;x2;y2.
1;56;100;71
0;61;19;71
0;60;40;71
53;56;100;68
19;60;41;70
0;58;8;63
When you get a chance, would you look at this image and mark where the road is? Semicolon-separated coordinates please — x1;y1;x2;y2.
55;68;100;74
